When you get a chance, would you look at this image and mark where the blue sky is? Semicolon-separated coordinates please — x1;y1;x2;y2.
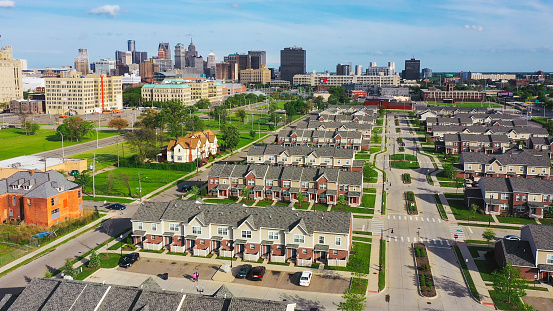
1;0;552;72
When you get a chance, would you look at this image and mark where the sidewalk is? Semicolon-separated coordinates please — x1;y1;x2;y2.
0;213;114;275
457;242;495;308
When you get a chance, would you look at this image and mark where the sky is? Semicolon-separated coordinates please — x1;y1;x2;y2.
1;0;552;72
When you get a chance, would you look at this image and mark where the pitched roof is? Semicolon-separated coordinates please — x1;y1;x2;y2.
167;130;218;151
0;170;80;199
524;224;553;250
140;277;162;291
497;239;535;267
460;149;550;167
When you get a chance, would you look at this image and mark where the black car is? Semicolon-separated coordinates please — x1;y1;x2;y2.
237;264;252;278
119;252;140;267
247;266;266;281
107;203;126;210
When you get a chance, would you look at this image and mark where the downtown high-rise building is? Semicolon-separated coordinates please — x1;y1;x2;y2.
0;46;23;103
74;48;90;75
174;43;187;70
186;39;198;67
128;40;135;52
280;46;306;82
402;58;420;80
157;42;171;60
248;50;266;69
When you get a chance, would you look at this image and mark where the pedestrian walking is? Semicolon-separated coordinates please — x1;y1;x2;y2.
196;272;200;281
192;272;197;282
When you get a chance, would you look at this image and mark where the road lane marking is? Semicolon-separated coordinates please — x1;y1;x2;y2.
439;240;443;245
416;217;419;221
468;227;473;234
388;236;391;242
433;239;436;244
438;219;441;223
427;238;430;243
395;236;398;242
407;237;410;242
427;218;430;222
393;215;396;220
388;216;390;219
432;218;436;222
404;216;407;220
401;236;404;242
421;218;424;222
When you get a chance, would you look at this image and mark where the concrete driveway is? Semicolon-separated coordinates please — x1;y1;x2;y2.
121;257;220;282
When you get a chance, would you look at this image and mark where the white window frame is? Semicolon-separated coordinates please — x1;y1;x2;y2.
137;222;143;230
192;226;202;234
269;231;279;240
169;223;179;231
241;230;252;239
335;237;342;246
547;254;553;264
293;234;305;243
218;227;228;236
151;223;157;231
319;236;325;244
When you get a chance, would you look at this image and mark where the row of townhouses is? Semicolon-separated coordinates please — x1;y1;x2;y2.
164;130;219;163
438;134;511;154
465;177;553;218
417;106;490;120
528;136;553;155
459;150;552;180
308;114;375;124
246;145;363;171
430;125;548;142
207;164;363;206
321;105;377;116
277;129;369;150
293;121;372;138
131;200;353;267
425;116;529;132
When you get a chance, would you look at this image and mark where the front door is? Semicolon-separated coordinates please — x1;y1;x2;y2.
291;248;297;259
239;244;245;253
190;240;196;249
215;241;221;250
320;251;327;260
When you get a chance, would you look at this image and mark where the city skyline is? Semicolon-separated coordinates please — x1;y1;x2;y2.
1;0;552;72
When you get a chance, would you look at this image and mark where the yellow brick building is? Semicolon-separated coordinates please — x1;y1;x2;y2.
239;67;271;84
141;79;222;105
0;46;23;103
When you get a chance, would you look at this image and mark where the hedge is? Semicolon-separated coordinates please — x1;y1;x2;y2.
118;156;197;172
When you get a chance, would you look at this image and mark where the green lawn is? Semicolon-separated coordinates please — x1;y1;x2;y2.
0;128;119;161
447;199;490;222
293;203;309;210
353;231;372;236
540;218;553;225
390;160;420;169
0;243;21;257
361;194;376;208
255;200;275;207
390;154;417;161
98;253;123;268
474;259;496;282
364;188;377;193
363;165;378;183
203;198;239;204
496;216;537;225
346;242;371;274
488;290;524;311
83;196;135;203
350;278;368;295
70;142;136;171
352;236;372;243
311;204;329;211
353;215;373;219
85;167;187;198
453;245;480;300
369;147;381;153
273;202;290;207
467;245;491;258
332;205;375;214
355;153;371;159
444;193;464;199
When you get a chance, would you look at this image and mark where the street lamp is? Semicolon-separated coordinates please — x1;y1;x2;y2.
120;235;123;257
58;131;65;159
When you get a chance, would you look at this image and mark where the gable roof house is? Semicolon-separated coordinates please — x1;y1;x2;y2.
164;130;219;163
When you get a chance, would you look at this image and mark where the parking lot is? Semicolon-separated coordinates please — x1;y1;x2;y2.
121;257;350;294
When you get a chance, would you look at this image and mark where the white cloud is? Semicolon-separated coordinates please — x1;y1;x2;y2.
464;24;484;32
87;5;120;18
0;0;15;8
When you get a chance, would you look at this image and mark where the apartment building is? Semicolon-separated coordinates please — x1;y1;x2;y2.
131;200;353;267
45;73;122;115
309;114;375;124
0;46;23;103
208;164;362;206
247;145;363;171
459;150;551;179
164;130;219;163
293;73;400;87
0;170;83;226
294;121;372;138
141;78;223;105
432;125;548;143
440;134;511;154
320;105;377;116
528;136;553;155
277;129;369;150
468;177;553;218
239;67;271;84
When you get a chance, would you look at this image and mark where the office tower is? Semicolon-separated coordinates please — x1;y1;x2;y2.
348;62;353;75
174;43;187;70
45;73;122;115
248;51;266;69
207;52;217;77
280;46;306;82
0;46;23;102
132;51;148;64
157;42;171;60
402;58;420;80
336;64;350;75
216;62;230;80
93;59;116;75
186;39;198;67
355;65;363;76
422;68;432;78
128;40;135;52
366;62;395;76
238;54;251;71
74;48;90;75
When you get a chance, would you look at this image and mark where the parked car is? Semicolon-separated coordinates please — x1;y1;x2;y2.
119;252;140;267
107;203;126;210
237;264;252;278
299;271;312;286
247;266;266;281
181;185;191;192
504;235;520;241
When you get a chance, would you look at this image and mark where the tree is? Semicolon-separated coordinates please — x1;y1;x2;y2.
126;129;158;163
221;125;240;151
57;116;95;141
88;249;100;269
158;99;188;139
455;177;464;193
443;164;457;180
249;129;256;139
209;105;229;125
195;98;211;109
74;170;92;192
235;109;246;123
188;186;199;199
119;173;132;197
108;117;129;132
242;188;250;200
18;111;29;135
492;262;527;304
338;195;347;206
482;228;496;247
184;115;205;132
23;121;40;135
137;108;160;129
470;204;478;224
63;258;77;279
296;192;304;209
106;171;115;194
122;86;142;107
335;290;366;311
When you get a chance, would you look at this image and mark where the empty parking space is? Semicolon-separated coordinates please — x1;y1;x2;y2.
121;257;219;282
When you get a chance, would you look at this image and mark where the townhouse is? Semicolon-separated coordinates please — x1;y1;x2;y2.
322;104;377;116
0;170;83;227
495;224;553;282
528;136;553;156
277;129;369;150
131;200;353;267
466;177;553;218
164;130;219;163
308;114;375;125
247;145;363;171
430;125;548;142
440;134;511;154
417;106;489;117
294;121;372;138
459;150;552;180
425;115;528;133
208;163;363;206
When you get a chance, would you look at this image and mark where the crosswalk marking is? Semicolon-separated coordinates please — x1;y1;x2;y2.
433;239;436;244
421;217;424;222
427;218;430;222
410;216;412;220
416;217;419;221
439;240;443;245
393;215;396;220
401;236;404;242
433;218;436;223
395;236;398;242
404;216;407;220
438;219;441;223
407;237;410;242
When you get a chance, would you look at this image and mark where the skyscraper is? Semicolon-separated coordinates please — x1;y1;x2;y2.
207;52;217;77
174;43;187;70
74;48;90;75
280;46;306;83
128;40;135;52
0;46;23;103
402;58;420;80
157;42;171;60
186;39;198;67
248;51;266;69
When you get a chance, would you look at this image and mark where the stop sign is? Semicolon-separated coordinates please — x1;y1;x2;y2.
454;234;459;239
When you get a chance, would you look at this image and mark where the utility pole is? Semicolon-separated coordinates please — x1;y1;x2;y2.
138;168;142;202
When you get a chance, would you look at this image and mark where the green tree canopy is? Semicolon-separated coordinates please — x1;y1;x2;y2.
492;262;527;304
125;128;159;163
57;116;95;141
221;125;240;151
195;98;211;109
236;109;247;123
122;86;142;107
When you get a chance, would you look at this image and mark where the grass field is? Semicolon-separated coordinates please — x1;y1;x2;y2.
255;200;275;207
82;196;135;203
311;204;329;211
0;128;119;161
0;243;20;257
447;199;490;222
496;216;537;225
70;142;136;171
85;167;187;198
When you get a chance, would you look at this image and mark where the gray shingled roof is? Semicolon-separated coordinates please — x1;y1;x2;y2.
0;170;80;199
508;178;553;195
479;177;511;193
134;200;352;235
140;277;162;291
498;239;535;267
525;224;553;251
460;149;550;167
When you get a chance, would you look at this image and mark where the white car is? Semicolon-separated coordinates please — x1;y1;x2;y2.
299;271;312;286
